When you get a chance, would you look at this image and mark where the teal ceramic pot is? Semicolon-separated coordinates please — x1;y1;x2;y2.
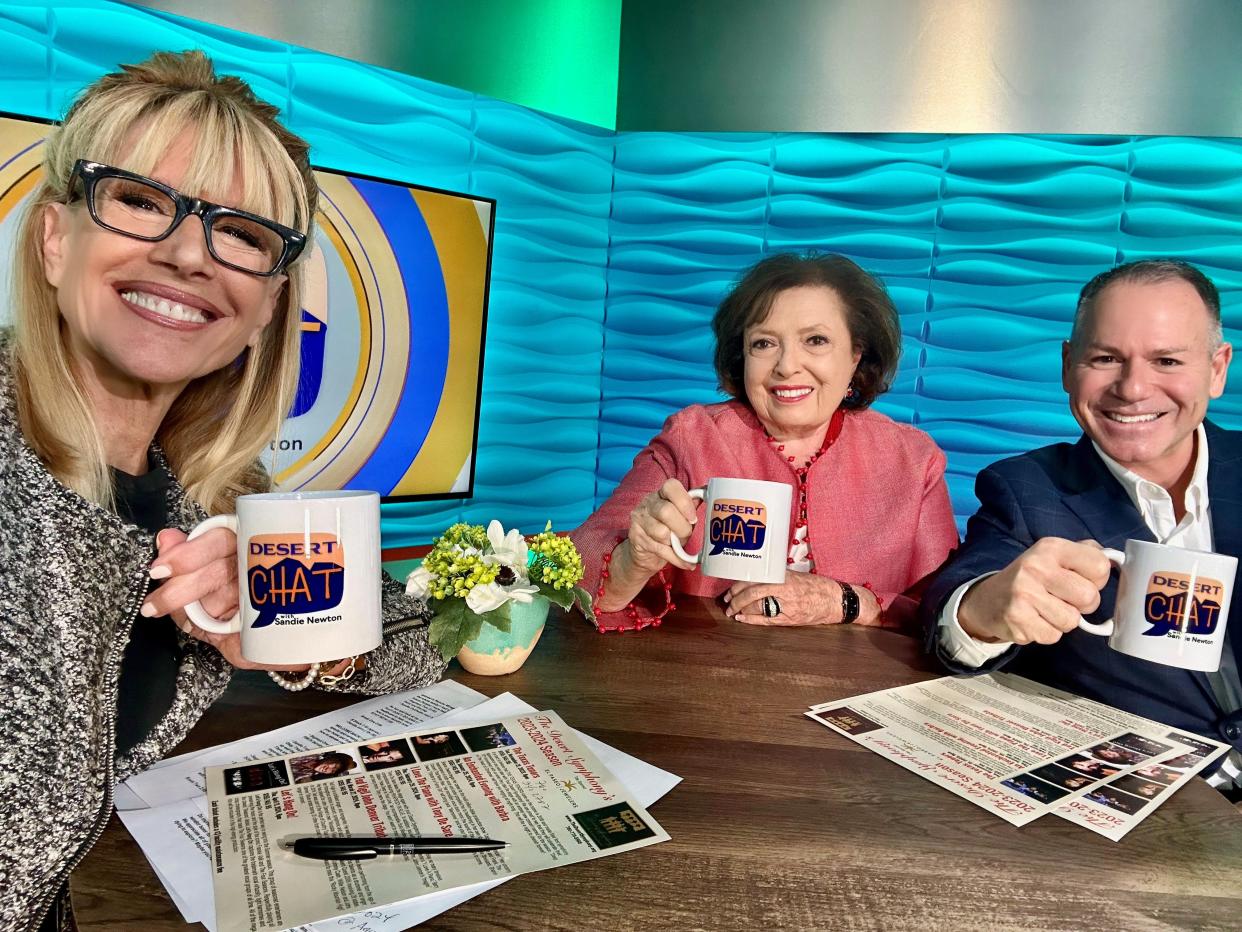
456;597;550;675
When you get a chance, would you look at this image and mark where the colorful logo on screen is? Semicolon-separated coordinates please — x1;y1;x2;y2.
1143;571;1224;638
246;533;345;628
708;499;767;556
268;171;490;497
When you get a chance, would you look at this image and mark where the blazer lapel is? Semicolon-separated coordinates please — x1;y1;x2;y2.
1206;422;1242;675
1060;437;1153;549
1207;422;1242;558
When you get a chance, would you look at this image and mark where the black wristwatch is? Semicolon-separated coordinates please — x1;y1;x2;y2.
839;582;860;624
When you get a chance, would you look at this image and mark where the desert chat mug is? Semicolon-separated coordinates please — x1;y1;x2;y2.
668;477;792;584
182;490;383;665
1077;539;1236;672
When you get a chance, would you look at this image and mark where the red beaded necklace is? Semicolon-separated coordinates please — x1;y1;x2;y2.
764;407;845;571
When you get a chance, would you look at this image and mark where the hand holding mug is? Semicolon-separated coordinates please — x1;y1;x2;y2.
957;538;1111;645
145;526;238;625
149;528;300;671
626;478;700;574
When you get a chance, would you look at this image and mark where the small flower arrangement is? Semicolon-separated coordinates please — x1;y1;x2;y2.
406;520;595;661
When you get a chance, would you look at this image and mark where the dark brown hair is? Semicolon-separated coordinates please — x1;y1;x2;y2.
712;253;902;409
1070;259;1222;356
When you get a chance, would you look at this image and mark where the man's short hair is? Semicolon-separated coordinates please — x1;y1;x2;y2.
1069;259;1223;356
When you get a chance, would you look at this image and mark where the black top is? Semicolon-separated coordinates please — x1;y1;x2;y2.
112;461;181;757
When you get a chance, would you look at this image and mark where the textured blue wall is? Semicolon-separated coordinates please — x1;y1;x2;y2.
0;0;614;546
603;134;1242;523
3;1;1240;542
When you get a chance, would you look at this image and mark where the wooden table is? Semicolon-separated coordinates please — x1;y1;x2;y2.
73;598;1242;930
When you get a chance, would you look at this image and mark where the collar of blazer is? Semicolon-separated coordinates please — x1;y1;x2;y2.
1062;419;1241;554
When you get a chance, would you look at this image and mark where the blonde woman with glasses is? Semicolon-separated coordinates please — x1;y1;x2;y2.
0;52;445;931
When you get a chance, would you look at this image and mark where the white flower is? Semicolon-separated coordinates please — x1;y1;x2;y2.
405;565;435;599
465;580;539;614
483;519;529;570
466;583;506;613
505;582;539;603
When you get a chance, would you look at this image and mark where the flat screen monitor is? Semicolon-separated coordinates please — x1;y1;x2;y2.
0;112;494;502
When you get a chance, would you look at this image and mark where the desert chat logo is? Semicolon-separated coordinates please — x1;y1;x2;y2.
247;533;345;628
1143;571;1224;638
708;499;767;556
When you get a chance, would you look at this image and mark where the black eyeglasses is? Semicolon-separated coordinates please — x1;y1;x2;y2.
68;159;306;276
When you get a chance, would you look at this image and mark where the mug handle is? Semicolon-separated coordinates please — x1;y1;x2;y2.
181;514;242;635
667;488;707;564
1076;548;1126;636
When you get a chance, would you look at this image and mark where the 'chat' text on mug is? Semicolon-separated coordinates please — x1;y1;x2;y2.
247;533;345;629
708;499;767;557
1143;571;1224;639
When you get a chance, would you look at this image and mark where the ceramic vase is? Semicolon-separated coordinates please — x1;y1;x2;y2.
456;596;550;675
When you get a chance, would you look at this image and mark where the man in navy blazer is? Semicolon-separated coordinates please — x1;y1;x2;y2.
921;259;1241;788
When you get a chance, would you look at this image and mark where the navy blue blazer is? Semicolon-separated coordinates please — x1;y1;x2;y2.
921;421;1242;761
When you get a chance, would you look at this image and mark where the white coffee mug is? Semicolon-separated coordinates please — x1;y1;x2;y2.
183;490;383;665
668;477;792;584
1078;539;1236;672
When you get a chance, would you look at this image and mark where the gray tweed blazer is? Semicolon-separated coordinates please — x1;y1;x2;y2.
0;343;446;930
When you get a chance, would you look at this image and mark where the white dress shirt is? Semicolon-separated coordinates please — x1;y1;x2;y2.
937;425;1241;787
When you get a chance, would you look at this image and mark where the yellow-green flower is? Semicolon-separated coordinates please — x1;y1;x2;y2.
422;525;499;599
527;529;584;590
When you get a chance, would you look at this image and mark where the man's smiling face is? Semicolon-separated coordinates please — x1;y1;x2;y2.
1063;277;1232;489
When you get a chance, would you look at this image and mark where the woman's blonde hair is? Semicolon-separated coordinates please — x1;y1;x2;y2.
10;50;318;514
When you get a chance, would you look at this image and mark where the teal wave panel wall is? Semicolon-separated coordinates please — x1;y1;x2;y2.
5;2;1242;540
601;133;1242;526
0;0;614;545
601;133;772;487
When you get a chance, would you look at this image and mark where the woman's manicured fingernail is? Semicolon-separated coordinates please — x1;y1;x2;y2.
149;565;171;580
140;602;157;617
722;592;731;603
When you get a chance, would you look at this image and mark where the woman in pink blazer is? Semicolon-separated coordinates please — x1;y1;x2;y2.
573;253;959;633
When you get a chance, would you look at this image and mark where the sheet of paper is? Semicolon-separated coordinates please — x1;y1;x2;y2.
114;782;150;811
118;732;209;811
120;693;680;932
124;680;487;808
1053;726;1227;840
152;862;196;924
207;708;672;931
807;672;1225;835
119;800;215;925
301;696;680;932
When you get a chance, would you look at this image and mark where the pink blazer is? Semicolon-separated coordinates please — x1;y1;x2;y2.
572;401;959;631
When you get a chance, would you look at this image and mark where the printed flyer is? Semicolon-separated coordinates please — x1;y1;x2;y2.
1053;725;1229;840
126;680;484;808
807;673;1226;839
206;711;669;931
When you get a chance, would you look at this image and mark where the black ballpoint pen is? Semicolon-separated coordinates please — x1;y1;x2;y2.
286;836;508;860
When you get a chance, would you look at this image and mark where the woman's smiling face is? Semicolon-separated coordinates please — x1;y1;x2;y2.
743;285;861;440
40;127;286;395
